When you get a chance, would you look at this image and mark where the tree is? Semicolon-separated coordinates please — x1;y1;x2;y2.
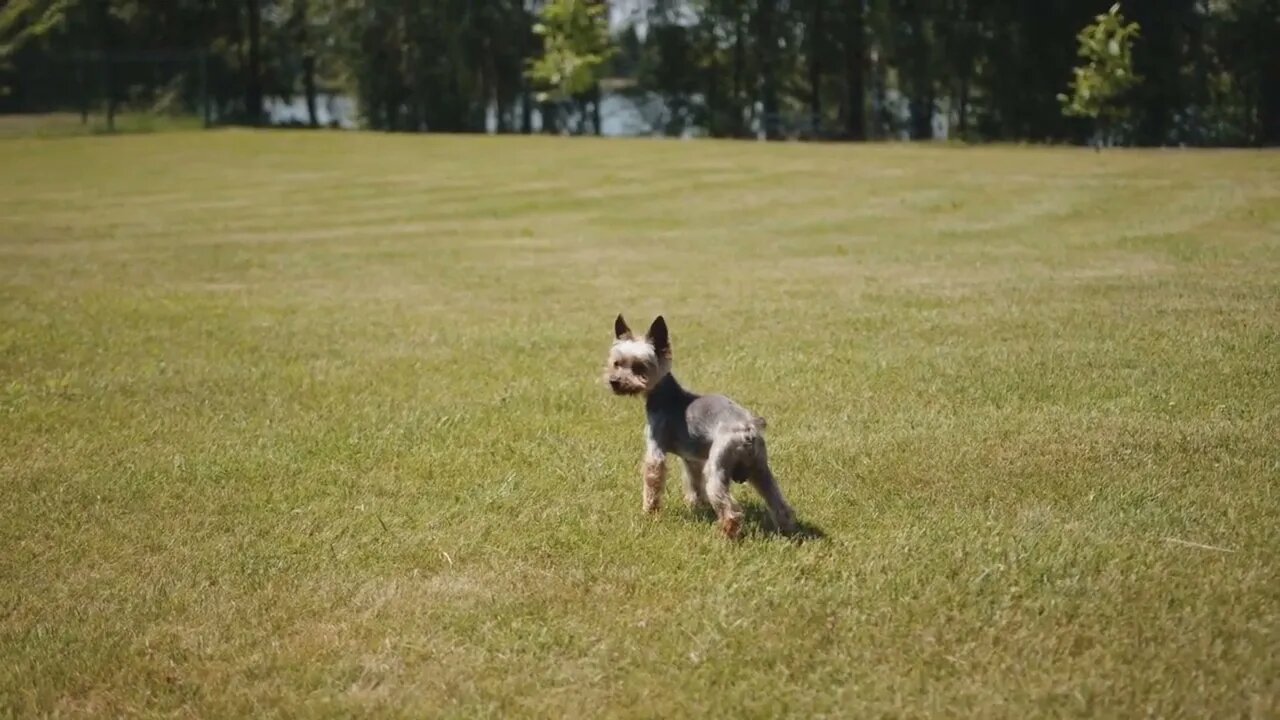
1059;3;1141;146
245;0;263;124
840;0;867;140
1;0;1275;147
1125;0;1196;145
1219;0;1280;146
893;0;938;140
0;1;69;73
806;0;824;134
526;0;614;135
0;1;71;102
940;0;981;139
753;0;780;139
288;0;318;127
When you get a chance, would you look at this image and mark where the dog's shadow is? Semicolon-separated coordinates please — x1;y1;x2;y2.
685;502;827;542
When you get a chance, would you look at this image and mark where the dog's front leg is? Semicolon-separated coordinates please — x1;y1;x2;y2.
642;425;666;514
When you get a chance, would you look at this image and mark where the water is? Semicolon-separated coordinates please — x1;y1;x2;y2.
264;93;358;129
263;89;951;140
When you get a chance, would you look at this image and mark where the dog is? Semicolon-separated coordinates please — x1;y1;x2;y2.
604;314;797;539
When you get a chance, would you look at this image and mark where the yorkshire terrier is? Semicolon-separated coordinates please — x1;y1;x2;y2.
604;315;797;538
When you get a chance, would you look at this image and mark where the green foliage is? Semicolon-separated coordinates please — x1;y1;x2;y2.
0;0;70;58
0;0;71;93
1058;3;1142;130
0;0;1277;145
526;0;615;103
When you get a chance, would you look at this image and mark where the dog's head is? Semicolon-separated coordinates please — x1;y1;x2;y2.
604;314;672;396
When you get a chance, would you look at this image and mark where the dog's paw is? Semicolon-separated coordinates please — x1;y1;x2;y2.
720;514;743;540
775;510;798;536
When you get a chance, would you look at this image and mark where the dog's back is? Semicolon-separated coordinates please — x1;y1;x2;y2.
687;394;769;483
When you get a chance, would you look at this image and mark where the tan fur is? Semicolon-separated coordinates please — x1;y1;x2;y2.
642;458;666;513
720;514;743;539
604;338;672;397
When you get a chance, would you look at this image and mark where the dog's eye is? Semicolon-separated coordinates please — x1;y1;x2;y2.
632;364;646;375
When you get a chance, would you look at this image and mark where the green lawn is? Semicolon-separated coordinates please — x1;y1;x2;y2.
0;113;205;139
1;131;1277;718
0;112;207;139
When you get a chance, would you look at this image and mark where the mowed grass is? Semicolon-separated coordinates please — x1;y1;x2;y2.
0;113;206;140
1;131;1278;718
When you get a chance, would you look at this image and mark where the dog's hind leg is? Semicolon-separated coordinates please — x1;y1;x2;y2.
705;440;744;538
681;459;709;509
748;442;796;535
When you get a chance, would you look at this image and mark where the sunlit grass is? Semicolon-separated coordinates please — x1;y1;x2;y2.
1;131;1277;717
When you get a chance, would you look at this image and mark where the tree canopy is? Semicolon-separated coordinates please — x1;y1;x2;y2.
1059;3;1143;145
1;0;1276;145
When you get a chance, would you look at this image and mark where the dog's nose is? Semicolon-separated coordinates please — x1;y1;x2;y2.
609;378;621;391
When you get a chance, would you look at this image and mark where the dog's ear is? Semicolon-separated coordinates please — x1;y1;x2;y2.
614;314;633;340
646;316;670;358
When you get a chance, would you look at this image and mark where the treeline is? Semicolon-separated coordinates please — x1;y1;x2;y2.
1;0;1277;145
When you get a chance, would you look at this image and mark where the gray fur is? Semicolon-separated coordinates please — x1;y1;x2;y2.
646;375;760;482
607;315;797;537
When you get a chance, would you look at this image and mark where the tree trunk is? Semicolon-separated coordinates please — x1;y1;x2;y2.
843;0;865;140
910;93;933;140
199;50;211;128
873;44;888;138
302;56;318;128
496;93;510;133
906;6;932;140
294;0;318;128
952;0;975;140
542;101;558;134
1261;82;1280;146
518;8;532;135
707;44;721;137
77;60;89;124
592;84;603;136
476;67;490;133
733;8;747;137
245;0;263;125
1261;10;1280;146
230;0;245;118
1130;1;1185;146
755;0;780;140
406;77;423;132
105;61;116;132
97;0;115;132
809;0;823;138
